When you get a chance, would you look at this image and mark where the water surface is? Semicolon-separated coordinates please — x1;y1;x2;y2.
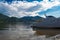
0;23;60;40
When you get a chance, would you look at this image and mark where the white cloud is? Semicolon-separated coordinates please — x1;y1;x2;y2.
0;0;60;18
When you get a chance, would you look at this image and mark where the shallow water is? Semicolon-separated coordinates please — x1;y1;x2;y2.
0;24;60;40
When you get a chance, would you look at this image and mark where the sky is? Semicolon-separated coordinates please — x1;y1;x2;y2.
0;0;60;18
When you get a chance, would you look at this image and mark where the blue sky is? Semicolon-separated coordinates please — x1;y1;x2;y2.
0;0;43;2
0;0;60;18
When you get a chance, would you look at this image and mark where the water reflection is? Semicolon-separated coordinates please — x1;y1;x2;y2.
0;23;60;40
0;23;35;40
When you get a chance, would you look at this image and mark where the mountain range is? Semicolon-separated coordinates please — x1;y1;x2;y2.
0;13;60;29
0;13;43;24
31;16;60;30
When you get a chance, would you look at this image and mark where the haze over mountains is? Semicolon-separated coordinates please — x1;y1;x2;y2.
0;13;43;24
0;13;60;23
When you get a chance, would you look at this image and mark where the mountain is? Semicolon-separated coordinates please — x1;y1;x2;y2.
0;13;19;24
8;17;19;23
0;13;9;23
19;16;43;22
0;13;43;23
0;13;43;29
0;13;10;29
31;16;60;30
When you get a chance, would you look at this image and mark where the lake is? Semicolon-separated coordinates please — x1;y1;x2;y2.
0;23;60;40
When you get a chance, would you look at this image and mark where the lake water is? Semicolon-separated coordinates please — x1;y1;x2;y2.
0;23;60;40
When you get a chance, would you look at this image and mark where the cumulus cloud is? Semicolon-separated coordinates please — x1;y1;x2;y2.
0;0;60;18
0;1;41;17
